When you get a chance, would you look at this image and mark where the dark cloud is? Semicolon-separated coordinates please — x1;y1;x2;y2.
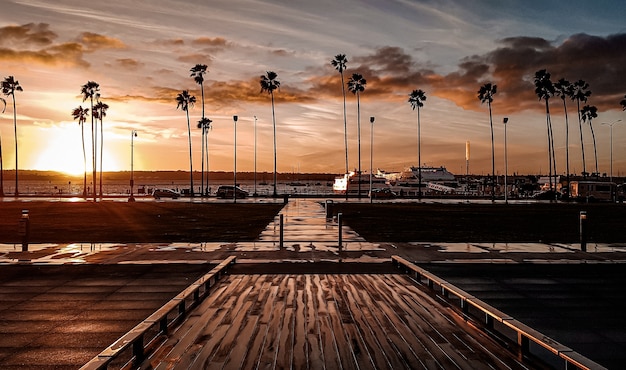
0;23;57;47
115;58;144;70
191;37;228;48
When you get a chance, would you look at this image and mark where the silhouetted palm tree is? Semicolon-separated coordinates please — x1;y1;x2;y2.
408;89;427;199
620;94;626;111
570;80;591;176
477;82;497;202
81;81;100;200
260;71;280;197
0;97;5;197
2;76;23;196
93;100;109;197
534;70;556;192
331;54;349;177
197;117;212;196
176;90;196;197
581;105;599;176
191;64;208;195
347;73;366;197
554;78;573;195
72;106;89;198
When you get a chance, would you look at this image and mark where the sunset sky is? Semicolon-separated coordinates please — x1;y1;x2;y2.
1;0;625;177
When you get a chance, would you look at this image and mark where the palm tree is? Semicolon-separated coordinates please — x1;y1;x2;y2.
260;71;280;197
2;76;23;197
620;94;626;111
570;80;591;177
331;54;349;177
534;70;556;192
554;78;572;196
176;90;196;197
191;64;208;195
477;82;497;202
581;105;599;176
93;100;109;197
72;106;89;198
408;89;427;199
197;117;212;196
347;73;367;198
81;81;100;200
0;97;5;197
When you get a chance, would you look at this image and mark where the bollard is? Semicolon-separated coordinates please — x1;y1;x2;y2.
325;200;333;219
279;214;284;249
579;211;587;252
337;212;343;251
19;209;30;252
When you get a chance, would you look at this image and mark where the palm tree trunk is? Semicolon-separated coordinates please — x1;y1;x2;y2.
200;129;205;196
488;102;495;202
271;92;277;197
577;100;586;176
563;100;570;196
91;97;96;201
13;96;18;197
81;125;87;198
341;72;348;176
357;92;361;198
0;134;4;197
548;108;557;189
186;110;193;197
545;100;553;191
590;122;598;176
205;131;210;195
417;107;422;200
99;117;103;197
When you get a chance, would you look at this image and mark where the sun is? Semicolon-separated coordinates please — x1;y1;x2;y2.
33;123;120;175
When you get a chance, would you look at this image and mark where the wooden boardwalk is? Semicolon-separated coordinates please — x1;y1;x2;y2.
146;274;529;370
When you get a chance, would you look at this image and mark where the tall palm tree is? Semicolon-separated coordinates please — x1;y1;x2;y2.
81;81;100;200
477;82;497;202
620;94;626;111
93;100;109;198
260;71;280;197
197;117;212;196
2;76;23;197
331;54;349;177
534;70;556;192
554;78;573;196
176;90;196;197
191;64;208;195
408;89;427;199
72;106;89;198
570;80;591;177
347;73;366;198
0;97;5;197
581;105;599;176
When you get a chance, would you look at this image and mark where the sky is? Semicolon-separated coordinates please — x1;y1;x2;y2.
1;0;626;177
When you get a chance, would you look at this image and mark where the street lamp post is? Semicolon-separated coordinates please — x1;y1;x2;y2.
503;117;509;204
602;119;622;182
254;115;258;197
233;115;238;203
369;116;375;203
129;130;137;202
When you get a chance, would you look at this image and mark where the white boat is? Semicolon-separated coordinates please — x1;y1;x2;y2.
333;171;388;195
380;166;456;186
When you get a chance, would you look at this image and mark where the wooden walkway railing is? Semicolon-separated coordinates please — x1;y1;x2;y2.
391;255;607;370
80;256;237;370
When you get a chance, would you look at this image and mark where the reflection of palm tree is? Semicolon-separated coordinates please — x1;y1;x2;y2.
176;90;196;197
534;70;556;191
408;89;427;199
81;81;100;200
554;78;572;195
2;76;23;197
570;80;591;176
331;54;349;177
72;106;89;198
93;101;109;197
0;96;5;197
581;105;599;176
347;73;366;198
477;82;497;201
260;71;280;197
197;117;212;195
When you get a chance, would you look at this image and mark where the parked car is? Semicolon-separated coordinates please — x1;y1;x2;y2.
368;188;397;199
215;185;249;199
152;188;181;199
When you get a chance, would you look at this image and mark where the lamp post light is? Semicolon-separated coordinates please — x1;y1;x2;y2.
369;116;375;203
128;130;137;202
233;115;238;203
503;117;508;204
602;119;622;182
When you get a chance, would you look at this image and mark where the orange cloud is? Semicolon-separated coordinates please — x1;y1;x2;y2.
0;23;57;47
77;32;126;51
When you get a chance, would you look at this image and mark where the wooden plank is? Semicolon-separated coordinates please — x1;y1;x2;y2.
275;276;296;369
303;274;325;369
313;274;340;369
322;275;357;369
256;275;289;369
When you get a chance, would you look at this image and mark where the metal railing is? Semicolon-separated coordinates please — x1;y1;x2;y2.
392;255;606;370
81;256;237;370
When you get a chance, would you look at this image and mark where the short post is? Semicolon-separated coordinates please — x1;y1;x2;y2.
325;200;333;219
279;214;284;249
579;211;587;252
337;212;343;251
19;209;30;252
